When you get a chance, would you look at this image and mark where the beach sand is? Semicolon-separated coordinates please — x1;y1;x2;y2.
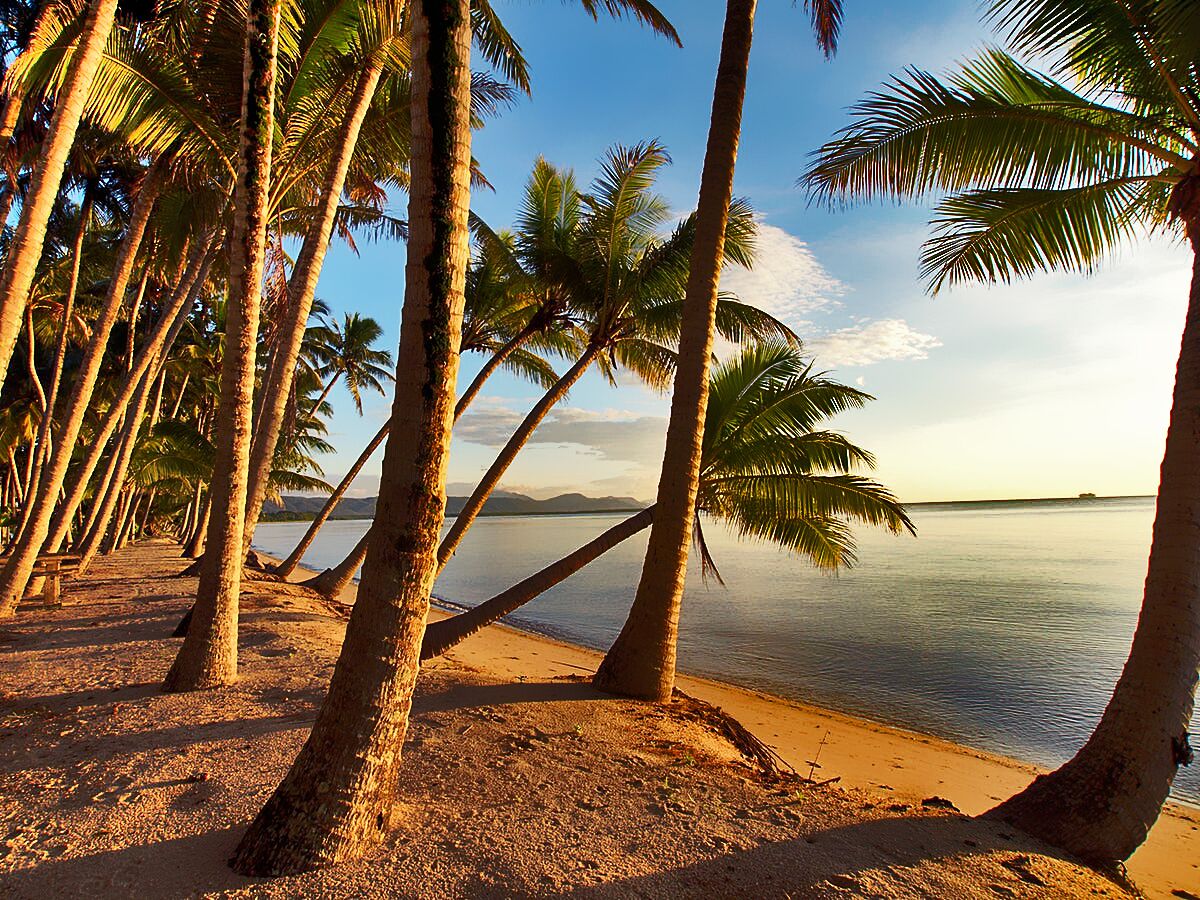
0;540;1195;898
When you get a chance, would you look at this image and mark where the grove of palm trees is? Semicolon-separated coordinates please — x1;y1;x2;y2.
0;0;1196;896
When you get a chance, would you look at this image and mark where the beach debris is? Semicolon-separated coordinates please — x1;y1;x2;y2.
921;796;960;812
806;729;831;782
669;689;796;780
1171;890;1200;900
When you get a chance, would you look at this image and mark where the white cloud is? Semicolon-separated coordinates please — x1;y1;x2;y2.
720;223;845;327
808;318;942;367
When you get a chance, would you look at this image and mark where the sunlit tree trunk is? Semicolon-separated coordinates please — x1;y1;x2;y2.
26;191;93;512
185;492;211;558
0;160;165;618
991;206;1200;864
596;0;755;701
163;0;281;691
423;505;654;659
242;60;385;546
436;345;601;571
39;229;214;566
0;0;122;388
230;0;473;872
76;367;156;571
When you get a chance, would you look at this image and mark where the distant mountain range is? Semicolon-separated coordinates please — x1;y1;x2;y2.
261;490;645;522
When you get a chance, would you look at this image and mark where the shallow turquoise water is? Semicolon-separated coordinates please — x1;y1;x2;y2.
254;495;1199;805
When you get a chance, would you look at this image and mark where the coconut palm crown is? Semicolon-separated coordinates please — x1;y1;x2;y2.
803;1;1198;292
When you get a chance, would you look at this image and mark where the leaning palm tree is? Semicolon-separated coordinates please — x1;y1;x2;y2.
0;0;126;387
423;341;912;658
597;0;844;701
163;0;282;691
802;0;1200;866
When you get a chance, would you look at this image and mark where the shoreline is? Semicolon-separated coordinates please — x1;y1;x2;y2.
265;549;1197;899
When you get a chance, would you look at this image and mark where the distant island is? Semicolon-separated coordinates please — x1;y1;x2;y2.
260;490;646;522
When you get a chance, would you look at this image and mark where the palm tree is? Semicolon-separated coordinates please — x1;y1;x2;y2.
423;341;912;658
596;0;843;701
0;0;125;387
239;0;409;547
435;143;792;573
303;312;393;413
163;0;282;691
802;0;1200;865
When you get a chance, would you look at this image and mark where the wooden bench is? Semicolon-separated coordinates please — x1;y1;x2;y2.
1;554;82;606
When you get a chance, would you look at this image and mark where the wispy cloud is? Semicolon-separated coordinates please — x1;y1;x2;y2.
720;223;845;328
809;318;942;367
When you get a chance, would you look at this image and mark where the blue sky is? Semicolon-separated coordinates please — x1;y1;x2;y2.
310;0;1192;503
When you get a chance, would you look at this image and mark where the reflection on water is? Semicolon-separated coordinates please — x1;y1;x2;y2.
255;495;1198;805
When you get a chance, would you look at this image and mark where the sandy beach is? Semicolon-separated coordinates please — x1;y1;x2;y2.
1;541;1196;898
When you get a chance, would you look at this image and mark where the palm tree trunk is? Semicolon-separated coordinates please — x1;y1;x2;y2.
77;433;123;547
0;160;165;618
26;191;93;509
595;0;755;702
76;366;156;572
185;492;211;558
423;505;654;659
0;0;122;388
301;527;369;598
41;231;216;566
436;345;601;571
230;0;474;873
990;221;1200;864
137;487;157;536
242;64;385;549
163;0;281;692
453;324;536;417
276;418;390;578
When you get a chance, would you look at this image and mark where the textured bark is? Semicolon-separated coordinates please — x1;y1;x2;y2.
40;233;215;563
436;345;600;571
276;419;390;577
75;367;157;572
0;161;164;617
423;506;654;659
230;0;473;873
241;61;385;546
26;192;93;514
990;222;1200;864
163;0;281;691
301;528;368;598
595;0;755;701
184;492;211;558
0;0;121;387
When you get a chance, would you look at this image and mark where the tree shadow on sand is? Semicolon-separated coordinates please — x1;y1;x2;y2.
562;812;1097;898
416;678;609;713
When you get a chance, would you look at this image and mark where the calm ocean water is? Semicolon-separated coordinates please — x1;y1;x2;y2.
254;495;1199;806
